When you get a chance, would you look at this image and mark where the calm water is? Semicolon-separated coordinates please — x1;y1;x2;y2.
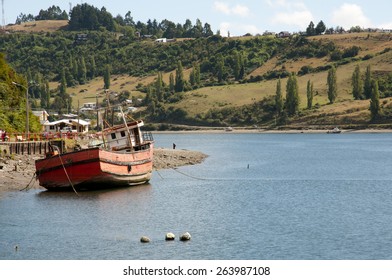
1;132;392;260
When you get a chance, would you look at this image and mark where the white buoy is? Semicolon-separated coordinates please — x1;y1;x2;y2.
165;232;175;241
180;232;191;241
140;236;151;243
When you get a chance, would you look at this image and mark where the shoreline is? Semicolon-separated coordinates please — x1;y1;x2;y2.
0;148;207;196
151;128;392;134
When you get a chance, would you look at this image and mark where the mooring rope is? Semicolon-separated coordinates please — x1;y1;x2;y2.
20;173;36;191
153;153;207;181
53;146;79;196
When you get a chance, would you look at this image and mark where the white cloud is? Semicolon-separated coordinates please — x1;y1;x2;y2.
331;3;371;29
214;2;231;15
268;0;313;29
265;0;289;7
213;2;250;17
232;4;250;17
218;22;261;36
239;24;262;35
219;22;231;36
379;22;392;29
272;10;313;29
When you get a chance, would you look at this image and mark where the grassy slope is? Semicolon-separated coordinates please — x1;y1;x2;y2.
10;21;392;128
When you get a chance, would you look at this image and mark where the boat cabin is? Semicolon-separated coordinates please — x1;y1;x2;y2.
104;120;147;151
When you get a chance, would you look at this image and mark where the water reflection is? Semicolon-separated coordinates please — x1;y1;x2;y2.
36;183;153;201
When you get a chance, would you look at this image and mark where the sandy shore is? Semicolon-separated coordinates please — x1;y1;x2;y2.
0;148;207;196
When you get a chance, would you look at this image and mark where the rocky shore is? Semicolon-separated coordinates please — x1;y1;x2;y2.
0;148;207;195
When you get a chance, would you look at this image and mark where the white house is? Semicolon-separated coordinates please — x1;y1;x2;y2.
155;38;167;43
80;102;97;112
32;110;50;131
43;119;90;134
32;110;49;123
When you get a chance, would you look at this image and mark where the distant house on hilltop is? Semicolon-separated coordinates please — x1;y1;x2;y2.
277;31;291;38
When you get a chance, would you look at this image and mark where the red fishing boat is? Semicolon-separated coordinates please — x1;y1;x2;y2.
35;119;154;191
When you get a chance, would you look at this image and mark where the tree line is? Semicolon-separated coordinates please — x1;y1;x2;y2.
15;4;214;39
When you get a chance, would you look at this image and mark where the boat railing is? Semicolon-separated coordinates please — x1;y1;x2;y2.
142;131;154;142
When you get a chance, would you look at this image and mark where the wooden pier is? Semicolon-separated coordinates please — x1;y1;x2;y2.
1;141;52;155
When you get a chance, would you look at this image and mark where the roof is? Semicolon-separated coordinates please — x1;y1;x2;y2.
32;110;49;117
44;119;90;126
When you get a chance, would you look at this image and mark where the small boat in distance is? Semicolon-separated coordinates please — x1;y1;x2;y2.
35;119;154;191
327;127;342;134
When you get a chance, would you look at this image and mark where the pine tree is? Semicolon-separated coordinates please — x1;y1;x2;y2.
315;20;326;35
285;73;299;115
275;78;283;115
351;65;362;100
307;80;314;109
363;65;372;99
306;21;316;36
370;80;381;120
327;66;337;103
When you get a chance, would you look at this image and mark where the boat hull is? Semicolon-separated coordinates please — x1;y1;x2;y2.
35;145;153;191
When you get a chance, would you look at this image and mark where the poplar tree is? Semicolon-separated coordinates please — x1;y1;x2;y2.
89;56;96;79
363;65;372;99
327;66;337;104
370;80;381;120
59;68;67;94
155;72;164;101
189;62;201;88
194;62;201;86
104;65;111;90
78;56;87;84
233;51;241;80
351;65;362;100
175;60;185;92
285;73;299;115
169;73;175;93
216;54;225;83
307;80;314;109
275;78;283;115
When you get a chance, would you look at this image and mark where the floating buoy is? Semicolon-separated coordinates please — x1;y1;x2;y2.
165;232;175;241
180;232;191;241
140;236;151;243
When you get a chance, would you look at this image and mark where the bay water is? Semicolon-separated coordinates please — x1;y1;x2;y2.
1;132;392;260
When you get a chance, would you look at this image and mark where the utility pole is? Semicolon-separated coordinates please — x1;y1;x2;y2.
12;82;29;140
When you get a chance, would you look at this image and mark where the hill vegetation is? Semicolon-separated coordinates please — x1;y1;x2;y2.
1;3;392;132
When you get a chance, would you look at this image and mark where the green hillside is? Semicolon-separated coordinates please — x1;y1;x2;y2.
1;18;392;131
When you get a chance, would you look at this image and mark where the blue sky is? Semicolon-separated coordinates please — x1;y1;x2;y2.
3;1;392;36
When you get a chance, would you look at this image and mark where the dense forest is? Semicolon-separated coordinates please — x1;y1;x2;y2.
1;4;392;132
